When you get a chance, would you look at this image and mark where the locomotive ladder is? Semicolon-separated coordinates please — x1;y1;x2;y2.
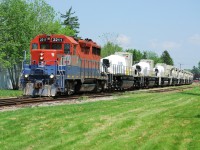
58;57;66;93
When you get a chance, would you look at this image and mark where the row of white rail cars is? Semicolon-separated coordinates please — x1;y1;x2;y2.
101;52;193;90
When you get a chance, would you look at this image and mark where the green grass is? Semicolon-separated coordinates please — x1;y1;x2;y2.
0;90;23;98
0;87;200;150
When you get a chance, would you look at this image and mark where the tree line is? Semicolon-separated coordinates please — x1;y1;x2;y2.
0;0;79;89
101;42;174;66
191;62;200;80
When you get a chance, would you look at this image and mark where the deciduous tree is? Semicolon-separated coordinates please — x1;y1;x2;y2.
126;49;143;64
0;0;62;89
101;42;123;57
144;51;162;64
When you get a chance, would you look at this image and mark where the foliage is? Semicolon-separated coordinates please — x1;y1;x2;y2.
191;63;200;79
144;51;162;64
126;49;162;65
126;49;143;64
58;26;75;36
160;50;174;65
0;86;200;149
61;7;80;36
101;42;123;57
0;0;69;89
142;51;147;59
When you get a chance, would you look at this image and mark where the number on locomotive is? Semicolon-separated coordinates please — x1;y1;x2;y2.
52;38;63;42
39;38;47;42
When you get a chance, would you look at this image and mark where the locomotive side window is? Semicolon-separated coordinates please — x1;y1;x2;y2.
84;47;90;54
92;47;101;56
40;44;50;49
96;48;101;56
32;43;38;49
64;44;70;54
92;47;97;55
52;43;62;50
74;45;77;55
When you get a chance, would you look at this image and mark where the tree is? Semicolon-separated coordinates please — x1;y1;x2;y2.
191;66;200;80
126;49;143;64
0;0;61;89
101;42;123;57
142;51;147;59
61;7;80;36
160;50;174;65
144;51;162;64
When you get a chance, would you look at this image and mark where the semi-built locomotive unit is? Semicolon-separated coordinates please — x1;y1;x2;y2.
21;34;193;97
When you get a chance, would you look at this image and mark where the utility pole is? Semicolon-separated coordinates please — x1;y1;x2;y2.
178;63;184;70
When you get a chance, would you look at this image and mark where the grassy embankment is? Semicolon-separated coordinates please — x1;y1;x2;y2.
0;86;200;150
0;90;22;98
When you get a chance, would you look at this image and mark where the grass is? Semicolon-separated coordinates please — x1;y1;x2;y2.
0;90;22;98
0;86;200;150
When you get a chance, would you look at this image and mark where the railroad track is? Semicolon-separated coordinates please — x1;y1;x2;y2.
0;93;114;108
146;86;194;93
0;85;194;108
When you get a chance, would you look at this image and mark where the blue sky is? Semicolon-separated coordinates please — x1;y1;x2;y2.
46;0;200;69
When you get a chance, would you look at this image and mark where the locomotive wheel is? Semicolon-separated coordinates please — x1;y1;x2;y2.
66;81;75;95
94;81;103;92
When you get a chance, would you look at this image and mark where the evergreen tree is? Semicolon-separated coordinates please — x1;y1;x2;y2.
61;7;80;36
160;50;174;65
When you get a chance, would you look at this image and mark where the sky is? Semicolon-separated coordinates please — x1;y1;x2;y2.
46;0;200;69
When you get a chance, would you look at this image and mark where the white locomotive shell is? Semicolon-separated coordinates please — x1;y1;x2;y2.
133;59;154;77
114;52;133;68
101;54;133;75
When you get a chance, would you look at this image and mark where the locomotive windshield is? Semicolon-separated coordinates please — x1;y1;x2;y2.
39;43;62;50
52;43;62;49
40;43;50;49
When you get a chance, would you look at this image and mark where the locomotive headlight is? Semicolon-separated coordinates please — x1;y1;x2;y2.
50;74;54;79
40;56;44;60
24;74;29;78
40;53;44;56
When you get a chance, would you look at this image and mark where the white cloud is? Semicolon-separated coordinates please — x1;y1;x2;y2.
188;34;200;45
149;39;181;50
161;41;181;49
116;34;131;48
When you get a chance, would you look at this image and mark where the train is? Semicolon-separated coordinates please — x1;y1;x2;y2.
20;34;193;97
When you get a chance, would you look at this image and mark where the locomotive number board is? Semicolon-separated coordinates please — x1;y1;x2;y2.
39;38;48;42
39;38;63;42
52;38;63;42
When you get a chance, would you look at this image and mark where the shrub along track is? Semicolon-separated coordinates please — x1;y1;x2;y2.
0;85;195;108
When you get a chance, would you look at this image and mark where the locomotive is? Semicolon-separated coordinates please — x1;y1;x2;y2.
21;34;107;96
21;34;193;97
